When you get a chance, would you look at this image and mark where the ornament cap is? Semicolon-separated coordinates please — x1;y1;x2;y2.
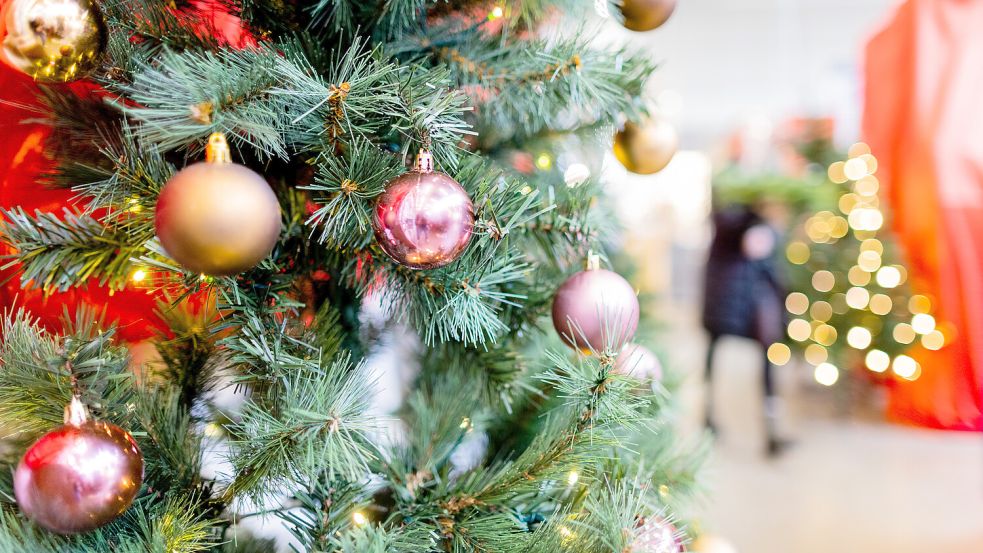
64;396;89;427
586;251;601;271
415;150;434;174
205;133;232;164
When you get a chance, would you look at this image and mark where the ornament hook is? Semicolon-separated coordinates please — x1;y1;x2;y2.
586;250;601;271
205;132;232;164
64;396;90;427
415;150;434;173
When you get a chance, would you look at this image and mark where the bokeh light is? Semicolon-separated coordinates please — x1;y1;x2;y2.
865;350;890;373
845;287;870;309
922;330;945;351
786;292;809;315
805;344;828;365
786;242;810;265
911;313;936;335
767;343;792;366
846;327;872;349
810;301;833;322
875;266;901;288
892;355;919;380
814;363;839;386
893;323;916;344
788;319;812;342
869;294;892;315
812;270;835;292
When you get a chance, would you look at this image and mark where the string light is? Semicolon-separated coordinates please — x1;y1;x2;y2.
788;319;812;342
814;363;839;386
892;355;918;379
922;330;945;350
353;512;367;526
845;287;870;309
875;266;902;288
131;269;147;283
786;292;809;315
911;313;936;335
804;344;828;365
768;343;792;365
893;323;916;344
567;471;579;485
535;153;552;170
812;270;835;292
846;327;872;349
869;294;892;316
786;242;810;264
865;349;890;372
488;5;504;19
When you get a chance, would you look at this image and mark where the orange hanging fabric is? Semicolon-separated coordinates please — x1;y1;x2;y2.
862;0;983;430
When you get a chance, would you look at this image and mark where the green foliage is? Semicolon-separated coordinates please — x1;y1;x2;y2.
0;0;706;550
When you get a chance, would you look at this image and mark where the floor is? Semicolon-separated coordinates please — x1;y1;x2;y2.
673;327;983;553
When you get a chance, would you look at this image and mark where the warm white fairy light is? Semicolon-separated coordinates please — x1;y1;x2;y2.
814;363;839;386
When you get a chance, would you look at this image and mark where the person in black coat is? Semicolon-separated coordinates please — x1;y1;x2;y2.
702;204;788;456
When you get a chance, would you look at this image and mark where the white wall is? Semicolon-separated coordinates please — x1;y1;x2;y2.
594;0;902;149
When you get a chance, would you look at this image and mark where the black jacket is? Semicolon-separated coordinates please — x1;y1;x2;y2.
702;207;786;344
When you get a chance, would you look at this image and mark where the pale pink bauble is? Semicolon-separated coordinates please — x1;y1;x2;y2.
615;343;664;382
551;268;639;352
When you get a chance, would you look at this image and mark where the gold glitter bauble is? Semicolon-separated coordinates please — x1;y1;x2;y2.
1;0;105;82
155;134;282;277
614;117;678;175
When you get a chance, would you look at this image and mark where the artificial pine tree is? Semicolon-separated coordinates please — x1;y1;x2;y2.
0;1;706;551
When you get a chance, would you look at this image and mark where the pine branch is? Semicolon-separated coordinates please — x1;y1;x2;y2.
223;350;378;500
0;308;134;444
0;208;149;292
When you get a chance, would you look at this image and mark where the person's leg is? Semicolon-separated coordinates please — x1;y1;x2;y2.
705;333;718;433
762;350;787;456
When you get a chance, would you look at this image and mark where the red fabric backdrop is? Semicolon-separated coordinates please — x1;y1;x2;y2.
863;0;983;430
0;0;249;340
0;67;165;341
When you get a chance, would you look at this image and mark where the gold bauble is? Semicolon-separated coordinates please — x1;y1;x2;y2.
155;134;282;277
0;0;104;82
613;117;678;175
620;0;677;32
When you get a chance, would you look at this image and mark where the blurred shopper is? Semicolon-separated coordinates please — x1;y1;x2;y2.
703;205;788;456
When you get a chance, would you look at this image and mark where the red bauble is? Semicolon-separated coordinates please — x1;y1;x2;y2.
551;261;639;352
14;401;143;534
615;343;663;382
372;152;474;269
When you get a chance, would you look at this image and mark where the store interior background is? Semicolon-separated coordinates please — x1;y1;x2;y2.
592;1;983;552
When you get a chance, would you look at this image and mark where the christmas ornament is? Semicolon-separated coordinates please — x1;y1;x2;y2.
552;254;639;352
691;535;738;553
372;150;474;269
615;343;663;382
0;0;105;82
614;117;678;175
155;133;281;276
630;516;684;553
620;0;677;32
14;397;143;534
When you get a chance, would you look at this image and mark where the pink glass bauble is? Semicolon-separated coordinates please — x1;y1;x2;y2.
372;152;474;270
615;343;664;382
15;412;143;534
551;265;639;352
630;516;684;553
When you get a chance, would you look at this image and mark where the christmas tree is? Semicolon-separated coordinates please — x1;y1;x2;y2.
0;0;705;551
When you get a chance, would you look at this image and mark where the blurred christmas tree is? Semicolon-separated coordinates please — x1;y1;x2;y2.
778;143;946;388
0;0;706;551
713;124;946;390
